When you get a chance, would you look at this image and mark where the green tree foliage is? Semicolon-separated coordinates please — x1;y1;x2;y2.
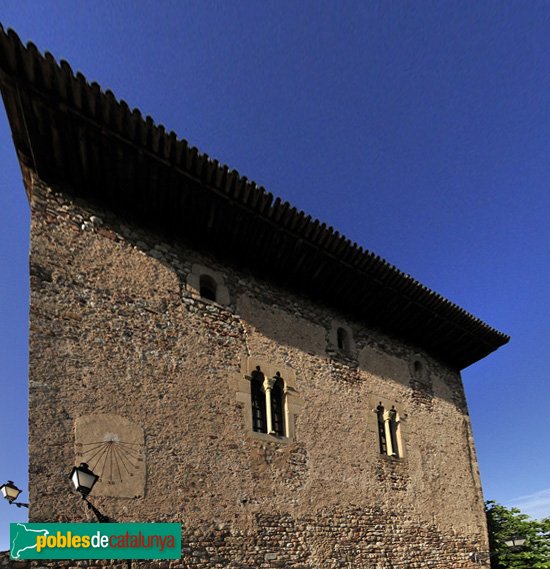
485;501;550;569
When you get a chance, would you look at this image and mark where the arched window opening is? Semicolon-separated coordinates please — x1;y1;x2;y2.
413;360;423;376
336;327;349;352
240;360;301;442
250;367;267;433
270;373;285;437
377;404;387;454
199;274;217;302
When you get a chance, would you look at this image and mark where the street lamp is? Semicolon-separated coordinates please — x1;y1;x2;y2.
505;537;527;550
69;463;111;523
0;480;29;508
69;465;129;568
69;463;99;496
471;535;527;563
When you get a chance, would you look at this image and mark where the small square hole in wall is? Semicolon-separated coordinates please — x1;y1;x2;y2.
337;327;349;352
409;354;429;383
199;274;217;302
328;321;355;356
187;264;230;305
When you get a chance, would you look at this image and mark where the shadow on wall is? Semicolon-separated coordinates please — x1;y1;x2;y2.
31;183;467;415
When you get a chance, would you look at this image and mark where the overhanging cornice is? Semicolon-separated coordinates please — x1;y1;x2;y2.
0;26;510;370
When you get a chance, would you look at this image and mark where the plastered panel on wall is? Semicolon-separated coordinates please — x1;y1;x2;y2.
237;294;326;355
359;345;409;386
74;414;145;498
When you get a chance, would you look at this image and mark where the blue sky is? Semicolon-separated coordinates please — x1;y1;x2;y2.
1;0;549;551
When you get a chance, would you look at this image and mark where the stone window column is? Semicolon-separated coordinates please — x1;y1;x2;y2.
371;398;407;460
263;376;276;435
383;409;395;456
384;407;401;458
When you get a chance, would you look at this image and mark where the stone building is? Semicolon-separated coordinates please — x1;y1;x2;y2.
0;27;509;568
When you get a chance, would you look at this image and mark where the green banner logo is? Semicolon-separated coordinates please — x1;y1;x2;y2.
10;523;181;560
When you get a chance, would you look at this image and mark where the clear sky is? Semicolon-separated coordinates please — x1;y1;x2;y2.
1;0;549;552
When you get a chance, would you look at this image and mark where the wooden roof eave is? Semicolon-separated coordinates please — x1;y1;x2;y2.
0;26;510;370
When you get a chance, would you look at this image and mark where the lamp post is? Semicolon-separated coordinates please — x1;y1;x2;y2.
69;463;112;523
471;536;527;563
69;464;129;568
0;480;29;508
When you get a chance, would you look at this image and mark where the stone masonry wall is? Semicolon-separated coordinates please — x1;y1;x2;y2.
24;175;490;568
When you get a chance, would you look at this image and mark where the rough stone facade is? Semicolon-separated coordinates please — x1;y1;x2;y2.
19;171;491;569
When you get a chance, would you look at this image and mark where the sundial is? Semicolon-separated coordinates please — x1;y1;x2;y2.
74;414;145;498
77;434;143;485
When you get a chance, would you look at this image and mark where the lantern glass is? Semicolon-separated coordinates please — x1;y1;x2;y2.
70;463;99;495
505;537;526;548
0;481;22;502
